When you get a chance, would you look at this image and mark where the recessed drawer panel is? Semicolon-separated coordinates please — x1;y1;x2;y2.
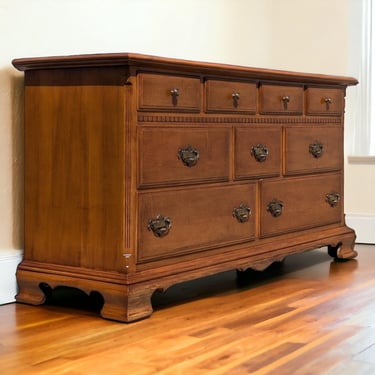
138;184;256;262
260;84;303;114
284;126;342;175
138;127;230;187
205;80;257;113
235;126;281;179
138;73;201;112
306;87;344;115
260;173;342;238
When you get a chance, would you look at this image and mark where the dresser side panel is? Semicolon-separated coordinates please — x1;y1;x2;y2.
24;84;127;272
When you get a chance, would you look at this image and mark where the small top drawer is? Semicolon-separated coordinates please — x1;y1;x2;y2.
306;87;344;115
260;84;303;115
138;73;201;112
205;80;257;113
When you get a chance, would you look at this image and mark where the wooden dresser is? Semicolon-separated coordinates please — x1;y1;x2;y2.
12;53;358;322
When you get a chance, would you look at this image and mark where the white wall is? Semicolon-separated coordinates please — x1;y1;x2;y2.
267;0;375;244
1;0;367;303
268;0;349;75
344;0;375;243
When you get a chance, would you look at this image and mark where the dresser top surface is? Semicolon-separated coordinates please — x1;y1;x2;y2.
12;52;358;86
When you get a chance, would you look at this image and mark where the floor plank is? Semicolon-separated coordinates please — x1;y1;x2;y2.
1;244;374;374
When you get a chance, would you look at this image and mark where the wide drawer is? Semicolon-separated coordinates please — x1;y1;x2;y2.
205;79;257;113
260;173;342;238
284;126;342;175
138;73;201;112
138;127;230;187
260;84;303;115
306;87;344;115
235;126;281;179
138;184;256;262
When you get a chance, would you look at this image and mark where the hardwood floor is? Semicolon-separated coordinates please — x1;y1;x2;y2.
1;244;374;374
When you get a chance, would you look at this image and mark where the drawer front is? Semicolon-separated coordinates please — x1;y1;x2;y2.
306;87;344;115
138;127;230;187
138;73;201;112
138;184;256;262
260;84;303;114
205;80;257;113
284;126;342;175
260;173;342;238
235;126;281;179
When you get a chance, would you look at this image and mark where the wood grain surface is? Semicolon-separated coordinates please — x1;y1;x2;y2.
1;244;373;374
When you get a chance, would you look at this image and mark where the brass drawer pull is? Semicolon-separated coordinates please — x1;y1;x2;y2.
281;95;290;110
251;144;269;162
232;92;241;108
148;214;172;237
267;199;284;217
178;145;200;167
233;203;251;223
324;97;332;110
170;88;179;97
326;192;340;207
309;141;324;158
170;88;179;105
232;92;241;100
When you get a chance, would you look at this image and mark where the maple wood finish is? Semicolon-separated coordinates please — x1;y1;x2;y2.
12;53;358;322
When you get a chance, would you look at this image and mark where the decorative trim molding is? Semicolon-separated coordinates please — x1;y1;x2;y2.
346;214;375;244
138;115;342;124
0;249;23;304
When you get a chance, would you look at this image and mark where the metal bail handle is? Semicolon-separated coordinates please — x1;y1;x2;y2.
148;214;172;237
267;199;284;217
178;145;200;167
309;141;324;158
233;203;251;223
326;192;340;207
251;144;269;162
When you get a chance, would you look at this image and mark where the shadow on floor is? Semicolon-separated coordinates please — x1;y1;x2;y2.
38;248;333;315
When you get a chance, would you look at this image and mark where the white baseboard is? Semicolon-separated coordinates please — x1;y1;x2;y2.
346;214;375;244
0;249;23;304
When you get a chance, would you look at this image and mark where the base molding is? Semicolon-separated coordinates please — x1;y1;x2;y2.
346;214;375;244
0;249;23;304
15;226;356;322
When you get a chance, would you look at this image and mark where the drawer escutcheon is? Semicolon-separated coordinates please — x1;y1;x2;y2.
267;199;284;217
325;192;340;207
233;203;251;223
309;141;324;158
251;144;269;162
178;145;200;167
148;215;172;238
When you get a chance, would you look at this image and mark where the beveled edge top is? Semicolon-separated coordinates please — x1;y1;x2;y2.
12;52;358;86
